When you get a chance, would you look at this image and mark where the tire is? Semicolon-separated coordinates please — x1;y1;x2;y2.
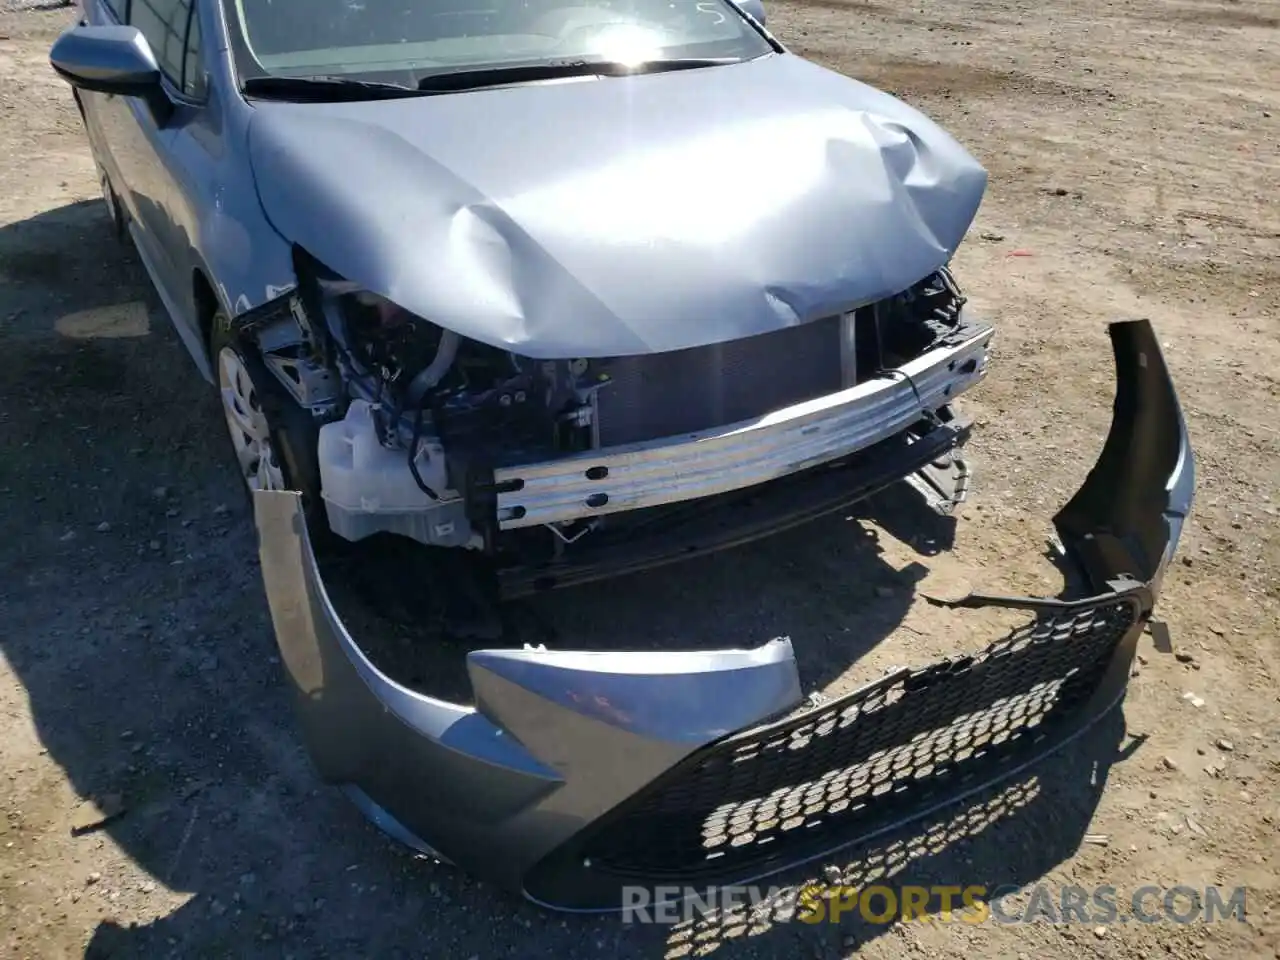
208;309;326;530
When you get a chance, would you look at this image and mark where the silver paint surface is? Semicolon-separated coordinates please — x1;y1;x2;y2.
53;9;297;384
57;8;985;371
49;24;159;87
246;52;987;357
254;489;802;890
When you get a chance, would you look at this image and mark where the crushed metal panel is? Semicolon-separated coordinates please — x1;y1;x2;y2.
246;52;987;358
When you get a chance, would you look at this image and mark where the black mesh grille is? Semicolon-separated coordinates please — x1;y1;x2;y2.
572;597;1139;883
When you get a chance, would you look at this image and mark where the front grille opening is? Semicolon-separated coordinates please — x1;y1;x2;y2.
592;270;967;447
593;315;845;446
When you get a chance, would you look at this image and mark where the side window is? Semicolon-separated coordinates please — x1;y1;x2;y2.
182;9;207;100
129;0;195;94
101;0;128;22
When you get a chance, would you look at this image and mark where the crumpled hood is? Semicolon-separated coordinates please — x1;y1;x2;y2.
247;52;987;358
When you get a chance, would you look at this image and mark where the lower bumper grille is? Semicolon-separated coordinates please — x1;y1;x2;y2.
526;593;1142;902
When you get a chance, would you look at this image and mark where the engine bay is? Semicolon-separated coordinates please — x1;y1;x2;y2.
241;259;983;562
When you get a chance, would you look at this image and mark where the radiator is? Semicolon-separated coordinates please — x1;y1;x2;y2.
594;314;845;447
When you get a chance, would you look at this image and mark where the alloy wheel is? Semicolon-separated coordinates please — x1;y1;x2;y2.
217;346;286;492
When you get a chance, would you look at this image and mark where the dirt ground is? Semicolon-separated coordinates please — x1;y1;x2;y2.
1;0;1278;957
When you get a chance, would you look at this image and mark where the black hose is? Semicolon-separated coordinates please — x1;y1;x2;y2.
407;401;440;500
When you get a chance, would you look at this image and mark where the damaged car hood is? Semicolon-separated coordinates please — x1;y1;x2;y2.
246;52;988;358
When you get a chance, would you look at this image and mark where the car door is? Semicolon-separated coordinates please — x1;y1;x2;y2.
125;0;218;366
120;0;213;359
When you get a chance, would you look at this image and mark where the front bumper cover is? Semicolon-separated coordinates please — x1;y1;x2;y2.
253;319;1193;912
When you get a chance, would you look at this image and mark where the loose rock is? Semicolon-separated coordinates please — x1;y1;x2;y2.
71;794;125;833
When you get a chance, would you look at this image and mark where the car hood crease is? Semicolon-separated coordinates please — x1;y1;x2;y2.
246;53;988;358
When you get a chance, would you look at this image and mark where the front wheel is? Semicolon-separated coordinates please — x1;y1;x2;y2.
209;310;324;522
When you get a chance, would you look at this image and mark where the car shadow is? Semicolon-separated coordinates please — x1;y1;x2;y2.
648;710;1137;958
324;485;957;704
0;199;1135;959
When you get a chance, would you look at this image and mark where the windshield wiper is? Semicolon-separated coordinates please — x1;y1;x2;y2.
242;75;427;102
243;58;742;100
416;58;739;92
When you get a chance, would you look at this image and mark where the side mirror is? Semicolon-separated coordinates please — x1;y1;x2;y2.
737;0;766;26
49;24;172;121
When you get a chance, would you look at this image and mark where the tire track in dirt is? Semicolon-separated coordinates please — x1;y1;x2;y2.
1152;6;1278;30
786;49;1108;108
786;0;976;32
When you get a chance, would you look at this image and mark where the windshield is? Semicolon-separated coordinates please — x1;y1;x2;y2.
228;0;773;87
